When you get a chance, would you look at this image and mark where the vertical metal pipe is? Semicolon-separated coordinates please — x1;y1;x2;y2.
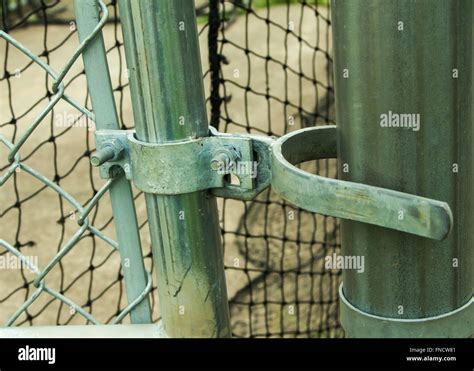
118;0;231;337
74;0;152;324
332;0;473;337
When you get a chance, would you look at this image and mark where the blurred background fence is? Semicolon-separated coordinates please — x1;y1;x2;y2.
0;0;342;337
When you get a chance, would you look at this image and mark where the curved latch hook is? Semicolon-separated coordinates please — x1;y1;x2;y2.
271;125;453;241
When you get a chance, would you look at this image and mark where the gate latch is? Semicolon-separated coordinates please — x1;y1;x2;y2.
92;125;452;241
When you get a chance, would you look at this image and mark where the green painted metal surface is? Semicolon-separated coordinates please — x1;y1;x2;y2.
332;0;473;337
119;0;231;337
74;0;152;324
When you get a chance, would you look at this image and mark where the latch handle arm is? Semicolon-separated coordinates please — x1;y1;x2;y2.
271;126;453;240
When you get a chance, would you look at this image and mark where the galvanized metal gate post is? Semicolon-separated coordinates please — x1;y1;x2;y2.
332;0;473;337
74;0;152;324
118;0;231;337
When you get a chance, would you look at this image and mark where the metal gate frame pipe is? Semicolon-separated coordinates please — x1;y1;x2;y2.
74;0;152;324
118;0;231;337
331;0;473;337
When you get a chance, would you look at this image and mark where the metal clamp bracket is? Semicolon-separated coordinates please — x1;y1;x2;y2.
92;125;452;240
93;128;273;201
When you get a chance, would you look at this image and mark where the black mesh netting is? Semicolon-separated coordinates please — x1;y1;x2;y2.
0;0;342;337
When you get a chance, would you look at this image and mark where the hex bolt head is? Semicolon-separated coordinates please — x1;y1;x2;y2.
211;147;241;173
210;152;231;172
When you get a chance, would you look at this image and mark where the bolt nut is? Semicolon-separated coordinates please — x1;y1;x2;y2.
91;140;124;167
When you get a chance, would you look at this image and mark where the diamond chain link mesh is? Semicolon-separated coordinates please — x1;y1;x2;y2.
0;0;151;327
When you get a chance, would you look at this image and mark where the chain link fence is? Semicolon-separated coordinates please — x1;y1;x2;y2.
0;0;342;337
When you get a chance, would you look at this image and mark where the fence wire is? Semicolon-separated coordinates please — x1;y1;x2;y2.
0;0;342;337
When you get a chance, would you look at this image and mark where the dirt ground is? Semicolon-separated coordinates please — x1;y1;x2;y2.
0;3;340;337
